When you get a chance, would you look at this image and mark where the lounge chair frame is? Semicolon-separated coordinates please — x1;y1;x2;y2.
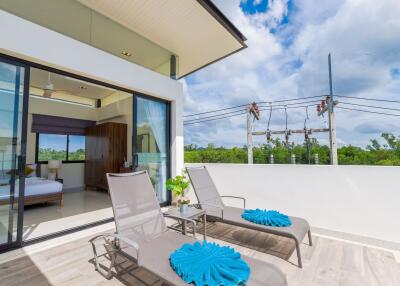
187;166;312;268
89;170;288;285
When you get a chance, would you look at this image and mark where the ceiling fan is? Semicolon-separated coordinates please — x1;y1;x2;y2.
30;72;70;98
43;72;55;98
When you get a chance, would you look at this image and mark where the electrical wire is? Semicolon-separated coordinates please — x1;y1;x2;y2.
183;111;247;125
184;95;325;118
266;103;272;131
183;103;248;117
185;104;317;125
338;101;400;112
257;99;322;108
183;108;246;123
257;95;324;104
304;106;309;129
337;107;400;117
184;100;322;124
284;106;288;131
334;95;400;104
184;93;400;119
184;95;400;125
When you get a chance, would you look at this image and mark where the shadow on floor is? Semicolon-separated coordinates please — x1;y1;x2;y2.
196;221;297;260
0;255;53;286
88;245;166;286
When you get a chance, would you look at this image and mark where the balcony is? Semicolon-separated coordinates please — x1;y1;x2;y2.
0;164;399;285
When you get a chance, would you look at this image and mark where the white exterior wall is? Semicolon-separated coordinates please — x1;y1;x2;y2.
186;163;400;245
0;10;184;177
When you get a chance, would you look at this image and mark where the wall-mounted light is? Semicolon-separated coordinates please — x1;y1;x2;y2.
121;51;132;57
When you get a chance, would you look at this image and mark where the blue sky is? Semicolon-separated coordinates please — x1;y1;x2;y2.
240;0;270;14
182;0;400;148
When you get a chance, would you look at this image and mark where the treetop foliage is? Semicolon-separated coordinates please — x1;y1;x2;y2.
184;133;400;166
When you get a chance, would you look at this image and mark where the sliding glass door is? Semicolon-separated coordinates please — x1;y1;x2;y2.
0;58;29;251
134;95;170;205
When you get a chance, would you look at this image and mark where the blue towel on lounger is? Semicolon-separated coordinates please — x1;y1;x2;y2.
170;241;250;286
242;209;292;227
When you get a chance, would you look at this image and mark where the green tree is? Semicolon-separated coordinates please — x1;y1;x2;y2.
184;133;400;166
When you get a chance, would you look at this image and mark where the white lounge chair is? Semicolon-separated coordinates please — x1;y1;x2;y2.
186;166;312;268
90;171;288;285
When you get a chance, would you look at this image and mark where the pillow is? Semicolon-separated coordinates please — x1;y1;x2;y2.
26;164;37;177
6;165;35;177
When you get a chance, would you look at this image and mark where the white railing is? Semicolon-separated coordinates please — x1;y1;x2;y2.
185;163;400;246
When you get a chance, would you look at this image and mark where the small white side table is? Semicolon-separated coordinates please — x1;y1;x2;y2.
164;207;207;240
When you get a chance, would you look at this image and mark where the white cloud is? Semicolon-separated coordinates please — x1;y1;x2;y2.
183;0;400;148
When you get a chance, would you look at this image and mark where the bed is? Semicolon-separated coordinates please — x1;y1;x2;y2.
0;164;63;206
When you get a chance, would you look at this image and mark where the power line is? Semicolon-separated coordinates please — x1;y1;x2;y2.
184;104;317;125
257;95;324;104
257;99;322;108
337;107;400;117
339;101;400;112
184;108;246;123
184;103;248;118
335;95;400;104
184;96;400;125
184;95;325;118
258;104;316;112
185;94;400;119
184;100;323;124
184;111;247;125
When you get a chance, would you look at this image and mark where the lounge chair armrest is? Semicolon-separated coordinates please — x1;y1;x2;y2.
89;232;119;246
220;196;246;208
189;203;224;220
89;233;120;279
163;214;197;238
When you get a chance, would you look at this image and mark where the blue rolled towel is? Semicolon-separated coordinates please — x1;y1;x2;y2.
170;241;250;286
242;209;292;227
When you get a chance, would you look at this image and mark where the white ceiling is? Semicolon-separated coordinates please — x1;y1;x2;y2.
77;0;246;77
29;68;117;99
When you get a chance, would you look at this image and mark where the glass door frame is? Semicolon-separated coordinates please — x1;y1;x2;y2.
0;53;172;252
132;92;172;206
0;55;30;253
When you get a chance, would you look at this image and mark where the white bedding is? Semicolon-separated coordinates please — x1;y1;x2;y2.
0;177;63;199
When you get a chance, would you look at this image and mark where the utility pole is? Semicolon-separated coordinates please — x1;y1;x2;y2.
247;102;260;164
317;54;338;165
328;54;338;165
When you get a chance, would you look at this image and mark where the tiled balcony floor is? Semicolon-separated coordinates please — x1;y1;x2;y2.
0;221;399;286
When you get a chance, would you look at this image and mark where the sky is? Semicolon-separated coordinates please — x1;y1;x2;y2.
182;0;400;148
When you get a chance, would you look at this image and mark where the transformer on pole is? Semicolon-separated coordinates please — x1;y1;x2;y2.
247;102;260;164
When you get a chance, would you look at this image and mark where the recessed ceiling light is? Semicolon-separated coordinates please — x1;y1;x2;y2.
121;51;132;57
79;85;87;89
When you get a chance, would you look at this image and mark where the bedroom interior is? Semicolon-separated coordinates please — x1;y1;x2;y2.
1;57;171;247
20;66;133;241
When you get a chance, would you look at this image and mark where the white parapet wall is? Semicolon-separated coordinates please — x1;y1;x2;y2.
185;163;400;246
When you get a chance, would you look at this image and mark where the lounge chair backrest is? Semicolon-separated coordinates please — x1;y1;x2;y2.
106;171;167;258
186;166;224;212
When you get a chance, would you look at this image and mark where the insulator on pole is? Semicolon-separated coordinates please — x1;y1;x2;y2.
266;131;271;141
314;153;319;165
269;153;274;164
325;96;330;103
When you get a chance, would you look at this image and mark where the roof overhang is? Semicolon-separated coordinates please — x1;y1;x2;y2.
77;0;247;78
